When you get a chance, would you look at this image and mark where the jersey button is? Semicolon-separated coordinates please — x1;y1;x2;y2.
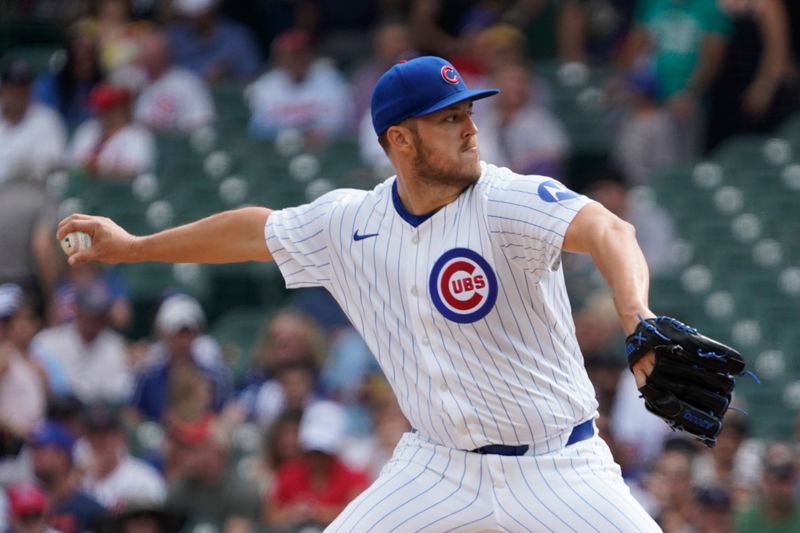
411;235;419;244
410;286;418;296
439;383;447;392
421;337;430;346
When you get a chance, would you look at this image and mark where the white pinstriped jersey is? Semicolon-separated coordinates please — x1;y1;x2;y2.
266;162;599;452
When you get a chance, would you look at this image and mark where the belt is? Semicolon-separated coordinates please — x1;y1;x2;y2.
470;419;595;456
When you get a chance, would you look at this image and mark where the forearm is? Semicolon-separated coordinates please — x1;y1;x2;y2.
32;224;58;301
132;207;272;264
685;35;726;94
586;220;653;334
754;0;789;85
558;1;587;62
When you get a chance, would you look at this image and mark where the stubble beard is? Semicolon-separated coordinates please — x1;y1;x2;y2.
411;135;481;190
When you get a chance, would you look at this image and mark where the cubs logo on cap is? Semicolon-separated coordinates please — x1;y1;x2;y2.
441;65;460;84
371;56;499;135
429;248;497;323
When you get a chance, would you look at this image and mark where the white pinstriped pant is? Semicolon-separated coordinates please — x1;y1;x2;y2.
326;430;662;532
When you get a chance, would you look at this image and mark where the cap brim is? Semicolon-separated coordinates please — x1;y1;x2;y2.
412;88;499;119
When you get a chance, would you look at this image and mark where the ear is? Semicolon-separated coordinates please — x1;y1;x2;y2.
387;125;414;154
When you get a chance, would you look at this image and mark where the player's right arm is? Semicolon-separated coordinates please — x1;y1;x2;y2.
56;207;273;266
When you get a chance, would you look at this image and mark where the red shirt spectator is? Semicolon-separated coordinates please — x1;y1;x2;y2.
273;455;369;509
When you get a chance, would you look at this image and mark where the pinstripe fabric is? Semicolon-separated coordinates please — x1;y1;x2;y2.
265;162;659;531
326;430;661;532
266;163;598;450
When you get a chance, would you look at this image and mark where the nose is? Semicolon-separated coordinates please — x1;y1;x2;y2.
464;115;478;138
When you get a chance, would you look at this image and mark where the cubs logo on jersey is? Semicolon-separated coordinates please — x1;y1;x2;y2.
429;248;497;323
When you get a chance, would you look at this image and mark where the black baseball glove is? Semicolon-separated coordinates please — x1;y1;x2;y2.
625;316;747;447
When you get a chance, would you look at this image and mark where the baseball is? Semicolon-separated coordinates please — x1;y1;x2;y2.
60;231;92;256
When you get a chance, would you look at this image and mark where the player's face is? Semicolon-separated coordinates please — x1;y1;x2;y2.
410;101;482;188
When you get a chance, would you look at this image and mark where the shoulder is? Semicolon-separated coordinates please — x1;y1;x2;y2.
164;67;206;89
33;324;71;345
476;163;552;196
117;123;154;142
218;18;254;39
478;165;588;214
276;184;382;218
309;59;346;82
28;103;64;128
71;120;101;142
120;456;163;481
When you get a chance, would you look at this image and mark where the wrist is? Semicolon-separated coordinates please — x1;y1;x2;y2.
620;310;655;336
129;235;145;263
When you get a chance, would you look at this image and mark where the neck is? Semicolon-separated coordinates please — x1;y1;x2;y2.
96;456;120;479
48;475;74;505
394;170;465;216
2;107;25;125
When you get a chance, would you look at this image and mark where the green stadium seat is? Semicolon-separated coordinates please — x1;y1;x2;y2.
2;45;60;74
210;306;266;381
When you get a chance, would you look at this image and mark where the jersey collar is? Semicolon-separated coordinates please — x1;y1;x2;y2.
391;179;438;228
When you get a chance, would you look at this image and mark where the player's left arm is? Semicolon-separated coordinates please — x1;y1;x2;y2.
563;202;655;382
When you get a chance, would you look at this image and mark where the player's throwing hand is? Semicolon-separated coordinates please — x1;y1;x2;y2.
57;214;138;266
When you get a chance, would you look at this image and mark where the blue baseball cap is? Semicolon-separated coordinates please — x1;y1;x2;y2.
28;421;75;454
371;56;499;135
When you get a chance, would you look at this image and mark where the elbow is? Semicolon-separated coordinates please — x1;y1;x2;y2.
615;218;636;239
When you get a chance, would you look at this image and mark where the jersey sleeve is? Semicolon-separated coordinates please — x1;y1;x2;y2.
265;189;353;289
484;170;592;277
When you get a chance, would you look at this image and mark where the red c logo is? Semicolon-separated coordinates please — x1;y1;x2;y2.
440;260;485;311
441;65;460;84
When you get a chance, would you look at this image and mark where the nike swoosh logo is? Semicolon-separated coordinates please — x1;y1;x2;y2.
353;231;379;241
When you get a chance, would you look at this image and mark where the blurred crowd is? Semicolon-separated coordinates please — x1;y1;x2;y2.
1;0;800;532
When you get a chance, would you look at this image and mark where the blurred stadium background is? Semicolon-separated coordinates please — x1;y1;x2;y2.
0;0;799;532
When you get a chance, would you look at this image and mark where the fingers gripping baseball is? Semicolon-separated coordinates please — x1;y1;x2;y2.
57;214;138;265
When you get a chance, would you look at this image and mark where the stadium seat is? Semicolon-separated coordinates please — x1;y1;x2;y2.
209;306;266;382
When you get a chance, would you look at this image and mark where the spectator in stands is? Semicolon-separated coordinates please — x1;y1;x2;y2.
0;59;67;184
644;446;698;532
247;29;350;142
0;178;58;322
79;405;166;510
256;410;302;495
129;294;229;423
558;0;637;63
68;83;156;179
87;0;155;77
166;0;261;83
475;62;569;179
52;262;132;332
706;0;798;151
242;361;319;430
340;376;410;479
34;24;104;130
27;422;106;533
0;304;47;441
736;442;800;532
133;30;215;133
350;21;414;129
244;309;326;387
584;177;678;276
693;486;734;533
612;66;678;186
94;503;187;533
3;482;60;533
620;0;731;159
33;284;132;404
265;401;369;530
166;416;260;532
692;412;761;510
